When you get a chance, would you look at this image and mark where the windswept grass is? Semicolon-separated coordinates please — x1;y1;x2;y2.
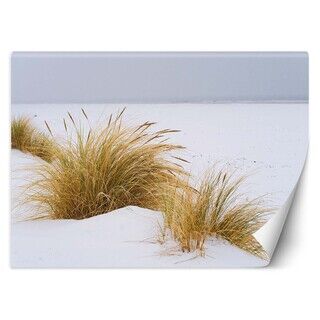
26;109;188;220
11;116;56;162
160;169;271;259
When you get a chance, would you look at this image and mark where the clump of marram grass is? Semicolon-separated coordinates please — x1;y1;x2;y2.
11;116;33;150
159;169;271;259
25;108;189;220
11;116;56;162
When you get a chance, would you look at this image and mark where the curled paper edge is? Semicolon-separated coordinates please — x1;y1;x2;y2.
254;155;307;263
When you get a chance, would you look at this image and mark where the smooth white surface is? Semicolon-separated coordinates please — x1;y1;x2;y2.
0;1;318;320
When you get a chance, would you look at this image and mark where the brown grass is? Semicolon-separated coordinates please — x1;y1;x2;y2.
159;169;271;259
11;116;56;162
25;109;188;220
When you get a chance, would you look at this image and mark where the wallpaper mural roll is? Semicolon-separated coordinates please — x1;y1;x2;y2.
10;52;308;268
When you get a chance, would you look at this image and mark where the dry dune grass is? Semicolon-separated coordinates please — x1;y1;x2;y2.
18;109;271;259
159;169;271;259
26;109;189;219
11;116;56;162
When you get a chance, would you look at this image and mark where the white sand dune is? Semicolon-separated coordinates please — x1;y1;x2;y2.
11;205;268;268
10;103;308;267
11;150;267;268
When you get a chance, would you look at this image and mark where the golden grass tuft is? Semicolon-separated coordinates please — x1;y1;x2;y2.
11;116;56;162
159;169;271;259
25;109;188;220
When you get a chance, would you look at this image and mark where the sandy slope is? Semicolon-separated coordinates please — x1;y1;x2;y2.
10;103;308;267
11;150;267;268
11;206;267;268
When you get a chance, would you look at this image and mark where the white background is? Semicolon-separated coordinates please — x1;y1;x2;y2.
0;1;317;319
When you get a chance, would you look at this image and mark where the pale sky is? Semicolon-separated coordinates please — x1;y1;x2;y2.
11;52;308;104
